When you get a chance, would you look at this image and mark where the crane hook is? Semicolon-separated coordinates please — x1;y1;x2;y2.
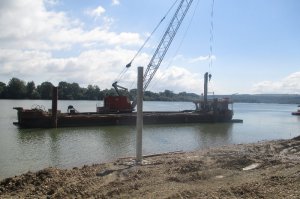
126;62;132;68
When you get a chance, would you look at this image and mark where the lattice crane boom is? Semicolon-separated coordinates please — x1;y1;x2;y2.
143;0;194;91
106;0;194;111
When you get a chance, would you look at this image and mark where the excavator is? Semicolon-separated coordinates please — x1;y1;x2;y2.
97;0;194;113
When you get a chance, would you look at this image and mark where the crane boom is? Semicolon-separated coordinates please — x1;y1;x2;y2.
99;0;194;113
143;0;194;91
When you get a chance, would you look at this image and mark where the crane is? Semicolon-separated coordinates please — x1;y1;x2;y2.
98;0;194;113
142;0;193;91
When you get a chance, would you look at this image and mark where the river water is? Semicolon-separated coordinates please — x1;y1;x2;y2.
0;100;299;179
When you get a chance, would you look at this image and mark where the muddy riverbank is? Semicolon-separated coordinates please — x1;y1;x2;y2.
1;136;299;198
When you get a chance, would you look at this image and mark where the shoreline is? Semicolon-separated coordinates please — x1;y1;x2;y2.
1;136;299;198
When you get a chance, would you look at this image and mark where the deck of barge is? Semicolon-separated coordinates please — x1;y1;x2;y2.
13;109;241;128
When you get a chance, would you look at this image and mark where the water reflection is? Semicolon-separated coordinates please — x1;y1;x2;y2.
194;123;233;149
91;126;135;160
17;129;63;168
48;129;61;166
16;126;136;169
142;123;233;153
17;128;48;142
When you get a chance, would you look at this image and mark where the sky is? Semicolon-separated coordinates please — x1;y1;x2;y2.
0;0;299;95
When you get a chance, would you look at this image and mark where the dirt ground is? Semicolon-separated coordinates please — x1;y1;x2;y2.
1;136;300;199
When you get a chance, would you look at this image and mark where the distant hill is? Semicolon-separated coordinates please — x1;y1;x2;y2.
213;94;300;104
143;92;300;104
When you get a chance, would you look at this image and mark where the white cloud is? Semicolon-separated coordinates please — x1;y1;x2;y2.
189;55;216;63
170;54;216;65
0;0;204;94
49;27;143;47
85;6;106;18
0;49;51;75
0;0;146;88
44;0;59;6
148;66;202;93
0;47;150;88
0;0;80;50
112;0;120;6
85;5;115;27
251;72;300;94
0;0;143;51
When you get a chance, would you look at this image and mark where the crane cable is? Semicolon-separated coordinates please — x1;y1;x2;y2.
208;0;215;94
208;0;215;72
114;0;179;84
149;0;215;93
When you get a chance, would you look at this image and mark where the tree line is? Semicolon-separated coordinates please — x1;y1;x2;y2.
0;78;102;100
1;77;299;103
0;77;201;101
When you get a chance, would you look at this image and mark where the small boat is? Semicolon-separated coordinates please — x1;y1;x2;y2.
291;105;300;116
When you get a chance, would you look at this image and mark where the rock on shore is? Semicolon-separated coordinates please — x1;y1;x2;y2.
1;136;300;198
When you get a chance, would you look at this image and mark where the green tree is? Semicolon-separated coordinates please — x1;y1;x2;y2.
6;78;26;99
144;90;160;101
69;83;81;100
58;81;69;99
164;90;174;98
129;89;137;100
0;82;6;98
26;81;37;99
102;88;117;97
86;85;101;100
58;82;86;100
37;81;53;99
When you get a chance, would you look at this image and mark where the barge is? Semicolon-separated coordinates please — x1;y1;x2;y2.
13;98;238;128
13;72;242;128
